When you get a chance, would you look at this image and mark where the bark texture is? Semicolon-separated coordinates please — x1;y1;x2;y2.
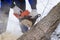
17;2;60;40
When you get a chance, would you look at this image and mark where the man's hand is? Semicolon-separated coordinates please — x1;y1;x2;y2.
13;6;21;14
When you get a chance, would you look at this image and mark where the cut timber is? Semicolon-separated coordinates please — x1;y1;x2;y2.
17;2;60;40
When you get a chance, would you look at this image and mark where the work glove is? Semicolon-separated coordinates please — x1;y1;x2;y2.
13;6;22;14
29;9;41;18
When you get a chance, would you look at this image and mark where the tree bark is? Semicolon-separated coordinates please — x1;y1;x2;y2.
17;2;60;40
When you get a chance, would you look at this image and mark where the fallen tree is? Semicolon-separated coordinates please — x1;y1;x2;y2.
17;2;60;40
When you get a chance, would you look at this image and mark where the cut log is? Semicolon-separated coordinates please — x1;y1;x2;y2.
17;2;60;40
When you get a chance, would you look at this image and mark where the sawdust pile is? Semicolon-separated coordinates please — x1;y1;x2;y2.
0;32;19;40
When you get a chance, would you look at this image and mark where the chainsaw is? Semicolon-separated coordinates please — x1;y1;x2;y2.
14;10;40;33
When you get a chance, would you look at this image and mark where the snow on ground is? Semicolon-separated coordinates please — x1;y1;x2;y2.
6;0;60;40
51;23;60;40
6;8;23;37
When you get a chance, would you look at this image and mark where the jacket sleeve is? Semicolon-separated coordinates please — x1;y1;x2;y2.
10;0;15;8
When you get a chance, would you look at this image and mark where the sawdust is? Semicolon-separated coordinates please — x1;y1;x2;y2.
0;32;19;40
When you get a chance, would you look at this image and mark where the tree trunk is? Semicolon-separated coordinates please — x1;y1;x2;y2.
17;2;60;40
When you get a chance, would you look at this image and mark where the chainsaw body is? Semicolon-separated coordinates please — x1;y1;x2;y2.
14;10;40;33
